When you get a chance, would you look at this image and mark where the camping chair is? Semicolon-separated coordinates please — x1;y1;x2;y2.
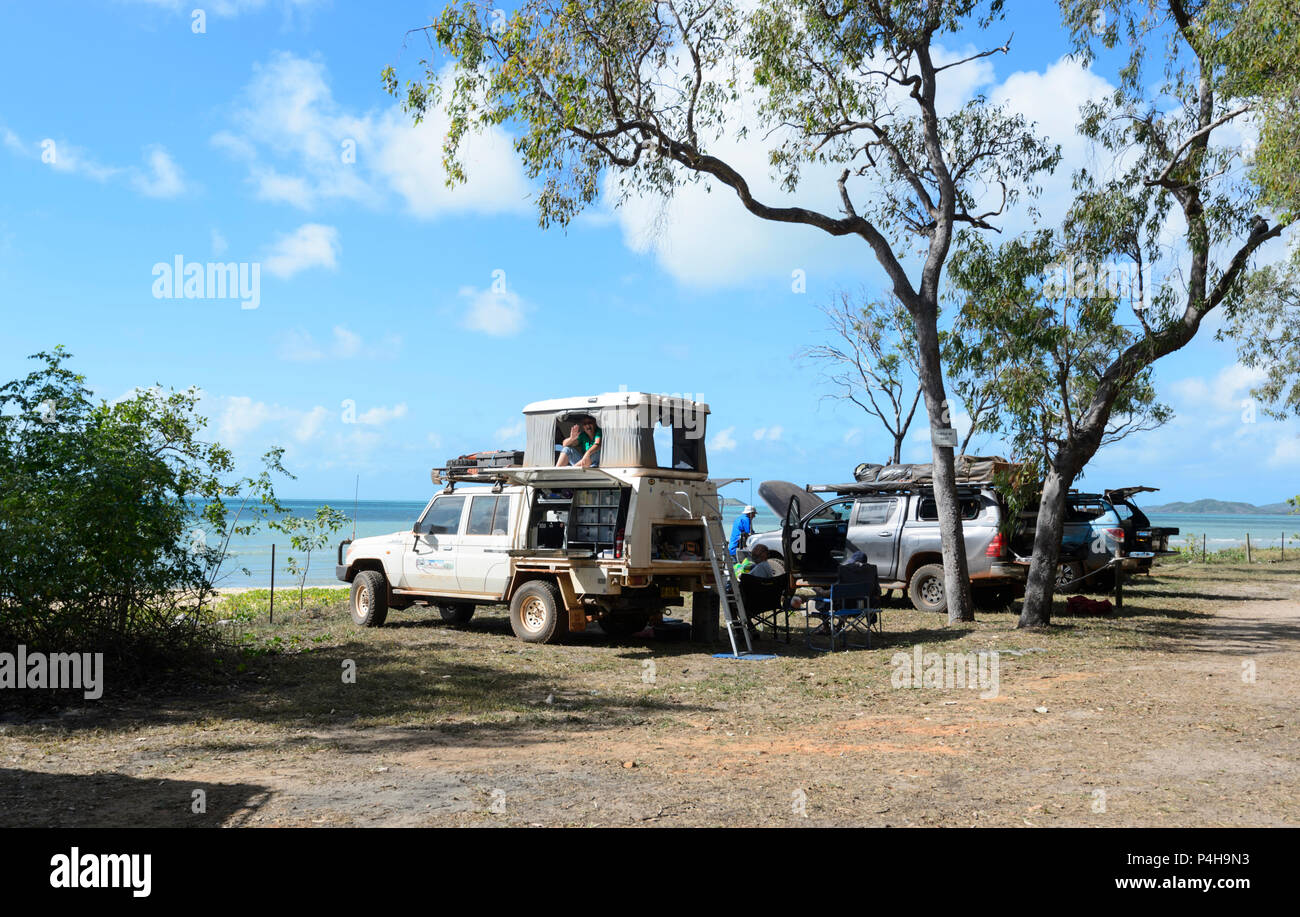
805;554;883;652
738;573;792;643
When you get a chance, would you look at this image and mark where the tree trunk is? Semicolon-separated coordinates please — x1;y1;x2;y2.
1018;465;1072;628
913;319;972;624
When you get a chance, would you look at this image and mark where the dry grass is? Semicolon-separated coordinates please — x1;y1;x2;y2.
2;559;1297;827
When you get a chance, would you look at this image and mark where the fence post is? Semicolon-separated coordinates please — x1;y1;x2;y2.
1246;532;1252;564
1201;534;1207;563
270;543;275;624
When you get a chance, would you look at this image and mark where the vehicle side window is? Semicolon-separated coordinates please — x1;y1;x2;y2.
420;496;466;535
1112;502;1133;521
807;499;853;524
855;499;896;525
466;496;498;536
917;497;981;521
492;495;512;535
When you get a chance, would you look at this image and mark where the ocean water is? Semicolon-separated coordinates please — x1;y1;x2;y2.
211;498;783;588
211;499;1298;588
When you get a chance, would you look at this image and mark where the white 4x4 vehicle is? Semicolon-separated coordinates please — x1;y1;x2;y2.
335;393;724;643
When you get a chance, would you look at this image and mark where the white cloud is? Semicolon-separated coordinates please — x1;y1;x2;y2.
458;285;528;336
709;426;738;452
0;125;189;197
278;324;399;362
214;53;530;217
356;403;408;426
988;56;1118;234
122;0;325;20
293;405;329;442
211;228;228;256
753;426;784;441
129;145;186;198
603;43;1006;287
493;419;526;443
263;223;339;278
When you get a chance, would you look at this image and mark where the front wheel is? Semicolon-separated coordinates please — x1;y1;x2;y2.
907;563;947;614
509;580;568;644
350;570;389;627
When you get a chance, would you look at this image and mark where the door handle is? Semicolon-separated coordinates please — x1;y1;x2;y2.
441;546;454;552
877;531;892;536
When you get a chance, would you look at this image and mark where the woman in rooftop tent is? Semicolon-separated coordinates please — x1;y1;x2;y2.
556;415;601;467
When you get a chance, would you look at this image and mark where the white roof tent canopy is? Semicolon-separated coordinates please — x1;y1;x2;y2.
521;392;711;473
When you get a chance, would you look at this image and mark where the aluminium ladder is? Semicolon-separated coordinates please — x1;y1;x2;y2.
702;513;754;657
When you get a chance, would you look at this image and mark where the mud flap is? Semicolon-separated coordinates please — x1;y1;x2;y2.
555;573;586;632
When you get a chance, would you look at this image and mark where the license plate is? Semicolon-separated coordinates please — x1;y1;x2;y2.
660;586;680;598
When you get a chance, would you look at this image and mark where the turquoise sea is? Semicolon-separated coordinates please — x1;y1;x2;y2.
212;498;1300;588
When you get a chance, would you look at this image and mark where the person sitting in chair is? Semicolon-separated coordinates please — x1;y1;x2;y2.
556;416;601;467
748;543;785;580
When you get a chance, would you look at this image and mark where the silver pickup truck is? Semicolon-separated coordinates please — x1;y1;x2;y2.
745;480;1026;614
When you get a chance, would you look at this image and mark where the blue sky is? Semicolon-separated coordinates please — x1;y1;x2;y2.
1;0;1295;506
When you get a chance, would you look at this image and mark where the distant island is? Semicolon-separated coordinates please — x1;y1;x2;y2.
1144;498;1295;515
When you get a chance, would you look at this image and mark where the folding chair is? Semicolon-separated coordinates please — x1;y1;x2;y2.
805;553;883;652
738;573;792;643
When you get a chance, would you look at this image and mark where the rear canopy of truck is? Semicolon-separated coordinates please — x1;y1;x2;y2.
521;392;710;472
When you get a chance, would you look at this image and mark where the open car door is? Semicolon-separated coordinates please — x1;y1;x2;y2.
1103;486;1179;555
780;495;802;591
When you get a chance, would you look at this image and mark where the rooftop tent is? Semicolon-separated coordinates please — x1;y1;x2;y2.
521;393;710;471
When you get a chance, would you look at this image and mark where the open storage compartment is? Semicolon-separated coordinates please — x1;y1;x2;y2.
651;523;706;561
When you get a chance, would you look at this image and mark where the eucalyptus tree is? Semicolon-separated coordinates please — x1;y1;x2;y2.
385;0;1059;621
983;0;1299;627
947;230;1172;554
803;293;922;465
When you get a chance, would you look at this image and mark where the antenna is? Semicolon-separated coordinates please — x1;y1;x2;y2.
352;474;359;540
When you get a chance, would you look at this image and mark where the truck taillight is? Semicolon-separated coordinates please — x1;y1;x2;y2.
1106;527;1125;545
615;529;625;558
985;531;1006;557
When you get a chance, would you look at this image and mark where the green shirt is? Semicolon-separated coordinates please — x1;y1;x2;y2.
577;427;601;454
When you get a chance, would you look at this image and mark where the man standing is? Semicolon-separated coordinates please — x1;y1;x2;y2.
729;505;757;557
556;416;601;467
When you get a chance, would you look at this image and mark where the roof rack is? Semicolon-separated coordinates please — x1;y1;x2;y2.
430;466;511;491
807;480;999;496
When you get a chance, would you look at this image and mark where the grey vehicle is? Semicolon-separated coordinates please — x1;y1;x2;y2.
745;479;1026;614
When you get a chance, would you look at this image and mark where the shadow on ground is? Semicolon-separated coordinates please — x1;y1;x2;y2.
0;767;271;827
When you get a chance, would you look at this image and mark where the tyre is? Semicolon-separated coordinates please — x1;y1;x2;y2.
907;563;947;613
599;613;650;638
1055;561;1084;594
438;604;476;625
509;580;569;644
350;570;389;627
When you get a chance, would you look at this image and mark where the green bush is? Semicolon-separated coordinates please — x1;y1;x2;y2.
0;349;284;673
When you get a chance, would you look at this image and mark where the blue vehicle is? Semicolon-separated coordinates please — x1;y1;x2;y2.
1055;488;1179;591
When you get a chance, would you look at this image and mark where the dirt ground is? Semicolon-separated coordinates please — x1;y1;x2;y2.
2;560;1297;827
